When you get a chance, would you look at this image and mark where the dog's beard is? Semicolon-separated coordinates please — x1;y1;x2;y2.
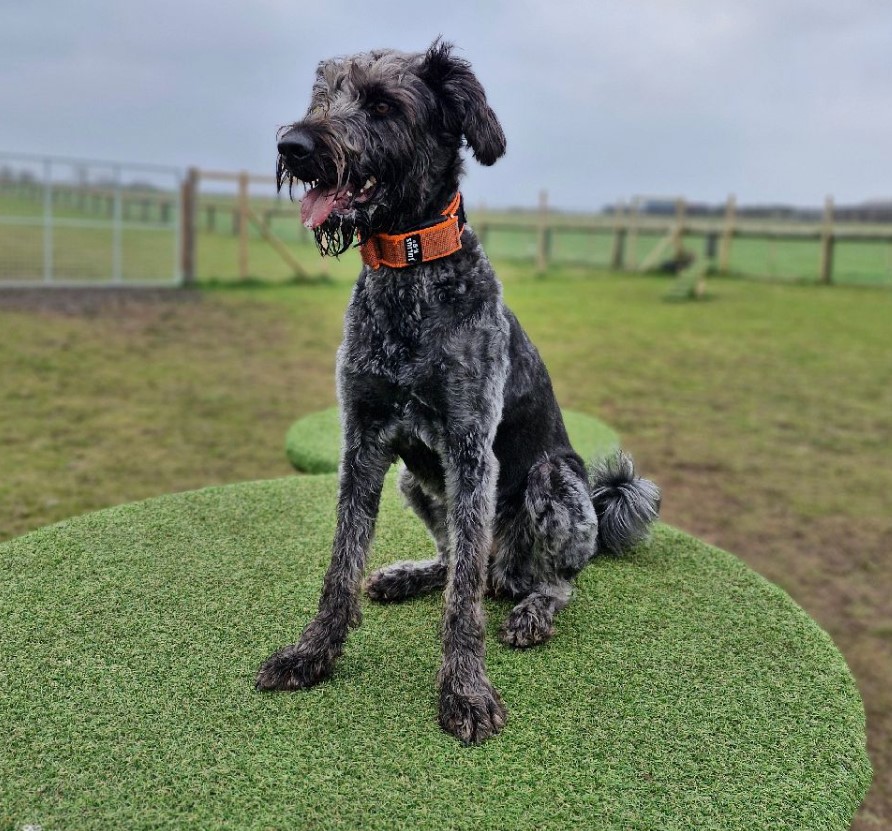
313;214;357;257
277;172;382;258
277;164;393;257
313;206;380;257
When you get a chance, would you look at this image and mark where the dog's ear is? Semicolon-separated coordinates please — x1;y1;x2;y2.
420;39;506;166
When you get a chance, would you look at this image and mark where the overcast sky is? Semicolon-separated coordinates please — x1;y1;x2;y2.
2;0;890;211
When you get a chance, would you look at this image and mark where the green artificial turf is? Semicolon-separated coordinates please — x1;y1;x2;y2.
284;407;344;474
285;407;620;474
0;475;870;830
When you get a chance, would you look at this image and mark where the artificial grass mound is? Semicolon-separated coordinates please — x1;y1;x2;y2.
0;476;870;831
284;407;343;474
285;406;621;473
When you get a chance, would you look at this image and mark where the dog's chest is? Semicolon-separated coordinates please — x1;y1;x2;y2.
337;267;506;444
341;270;481;383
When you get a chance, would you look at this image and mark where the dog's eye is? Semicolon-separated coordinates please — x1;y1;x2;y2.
370;101;391;116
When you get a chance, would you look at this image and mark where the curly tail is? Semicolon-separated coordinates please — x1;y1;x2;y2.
590;451;661;555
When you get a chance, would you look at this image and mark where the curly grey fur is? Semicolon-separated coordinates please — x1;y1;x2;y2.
256;40;659;745
590;451;662;555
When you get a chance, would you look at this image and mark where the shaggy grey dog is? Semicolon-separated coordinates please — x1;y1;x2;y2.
255;40;661;745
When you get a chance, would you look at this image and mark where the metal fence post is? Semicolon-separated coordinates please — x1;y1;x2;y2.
42;158;53;283
627;196;641;269
112;164;123;283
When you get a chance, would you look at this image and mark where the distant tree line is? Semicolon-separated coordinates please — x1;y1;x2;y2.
0;166;160;193
605;198;892;223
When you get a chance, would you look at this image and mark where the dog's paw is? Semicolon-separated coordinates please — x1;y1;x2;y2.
498;605;555;649
363;567;407;602
364;560;446;603
438;673;507;745
254;643;333;691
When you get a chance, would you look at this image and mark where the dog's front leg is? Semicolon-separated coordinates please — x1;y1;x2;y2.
255;436;392;691
437;432;506;744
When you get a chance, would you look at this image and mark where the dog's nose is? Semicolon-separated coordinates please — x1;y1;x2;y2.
277;129;315;160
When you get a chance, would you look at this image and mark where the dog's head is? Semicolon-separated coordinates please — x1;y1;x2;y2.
276;39;506;256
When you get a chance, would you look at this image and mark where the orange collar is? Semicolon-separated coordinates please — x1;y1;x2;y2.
359;193;465;270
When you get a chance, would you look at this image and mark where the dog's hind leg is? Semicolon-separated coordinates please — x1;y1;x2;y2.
499;580;573;648
365;468;448;602
498;455;597;648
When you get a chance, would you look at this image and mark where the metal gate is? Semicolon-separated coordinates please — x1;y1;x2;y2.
0;152;183;286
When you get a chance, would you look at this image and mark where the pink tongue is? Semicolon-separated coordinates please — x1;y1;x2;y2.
301;184;343;229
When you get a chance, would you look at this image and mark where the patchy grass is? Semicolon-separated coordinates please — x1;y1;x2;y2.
0;267;890;827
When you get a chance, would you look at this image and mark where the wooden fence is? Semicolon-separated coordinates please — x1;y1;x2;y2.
178;176;892;285
180;167;316;284
474;192;892;285
8;163;889;286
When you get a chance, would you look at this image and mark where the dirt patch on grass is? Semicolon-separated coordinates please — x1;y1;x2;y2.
643;449;891;830
0;286;201;318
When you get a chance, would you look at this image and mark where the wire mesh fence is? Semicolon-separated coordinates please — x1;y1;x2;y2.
0;152;182;286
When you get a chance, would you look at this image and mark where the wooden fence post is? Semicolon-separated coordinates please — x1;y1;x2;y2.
610;200;627;270
627;197;641;269
537;189;550;273
238;171;250;280
819;195;834;285
718;194;736;273
671;198;687;259
180;166;199;286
